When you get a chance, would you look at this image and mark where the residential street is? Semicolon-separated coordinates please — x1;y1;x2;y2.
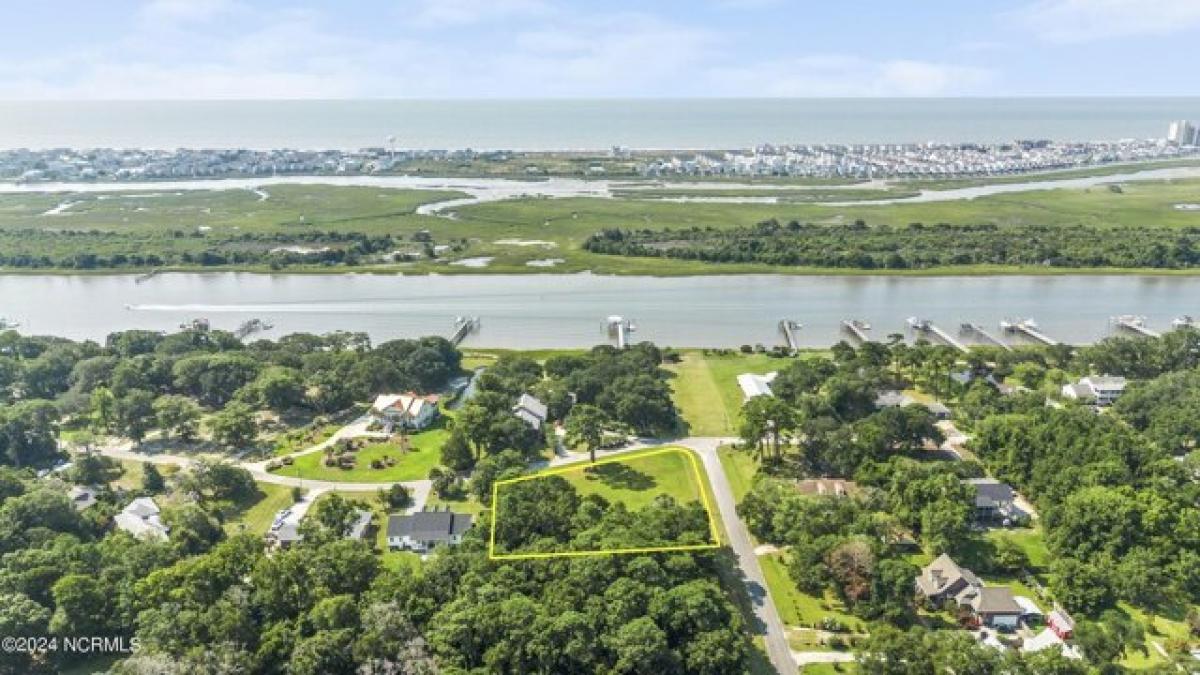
686;438;796;675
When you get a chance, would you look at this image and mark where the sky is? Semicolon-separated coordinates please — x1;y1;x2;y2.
0;0;1197;99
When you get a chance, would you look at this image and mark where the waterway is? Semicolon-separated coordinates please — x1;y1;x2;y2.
2;272;1196;348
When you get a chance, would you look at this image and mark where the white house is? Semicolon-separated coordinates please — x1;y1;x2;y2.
370;392;440;430
114;497;169;541
513;393;549;430
386;509;473;552
737;372;777;400
1061;375;1126;406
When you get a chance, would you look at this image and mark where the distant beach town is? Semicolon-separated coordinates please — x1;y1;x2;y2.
3;120;1198;183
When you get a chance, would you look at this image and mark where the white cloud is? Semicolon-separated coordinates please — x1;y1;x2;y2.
1016;0;1200;42
139;0;238;25
399;0;550;27
0;3;1004;99
707;56;992;97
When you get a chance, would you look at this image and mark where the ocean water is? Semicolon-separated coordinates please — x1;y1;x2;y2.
0;98;1197;151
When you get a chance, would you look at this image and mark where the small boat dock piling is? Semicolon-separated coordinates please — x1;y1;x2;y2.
960;322;1012;351
1000;318;1059;346
605;315;636;348
779;319;803;352
841;319;873;343
450;316;480;345
1113;315;1161;338
907;317;970;354
235;319;274;339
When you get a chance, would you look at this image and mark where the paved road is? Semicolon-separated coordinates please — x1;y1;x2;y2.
95;439;432;507
683;438;796;675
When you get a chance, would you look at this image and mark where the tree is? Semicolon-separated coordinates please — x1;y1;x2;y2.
439;430;475;471
89;386;118;432
738;395;795;461
115;388;157;444
153;394;202;441
208;401;258;449
468;450;526;501
142;462;165;493
565;404;610;463
68;452;121;485
186;460;257;503
290;629;356;675
49;574;111;636
163;504;223;555
243;366;306;412
308;494;360;539
377;484;411;511
1075;610;1146;665
0;399;60;467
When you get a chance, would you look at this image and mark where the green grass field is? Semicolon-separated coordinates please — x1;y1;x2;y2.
667;350;821;436
6;174;1200;275
222;482;295;536
759;552;866;632
717;445;758;503
270;427;448;483
561;447;704;509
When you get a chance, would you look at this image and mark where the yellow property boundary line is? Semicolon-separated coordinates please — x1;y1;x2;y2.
488;447;723;560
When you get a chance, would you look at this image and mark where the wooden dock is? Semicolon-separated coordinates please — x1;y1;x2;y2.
960;323;1012;351
1000;318;1058;346
841;319;873;343
779;319;802;352
450;316;480;345
1114;315;1160;338
907;317;970;353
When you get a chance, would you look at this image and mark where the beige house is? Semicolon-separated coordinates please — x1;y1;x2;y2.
370;392;440;430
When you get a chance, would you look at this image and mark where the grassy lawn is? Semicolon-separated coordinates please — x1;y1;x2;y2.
561;447;704;509
759;552;866;632
272;423;339;457
718;444;758;503
270;427;448;483
222;482;296;536
427;493;488;517
802;664;857;674
985;528;1050;570
667;350;809;436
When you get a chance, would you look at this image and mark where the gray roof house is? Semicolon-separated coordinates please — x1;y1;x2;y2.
961;586;1023;631
68;485;98;511
265;508;304;549
915;553;981;602
966;478;1021;522
387;509;473;552
916;554;1024;631
513;394;549;430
